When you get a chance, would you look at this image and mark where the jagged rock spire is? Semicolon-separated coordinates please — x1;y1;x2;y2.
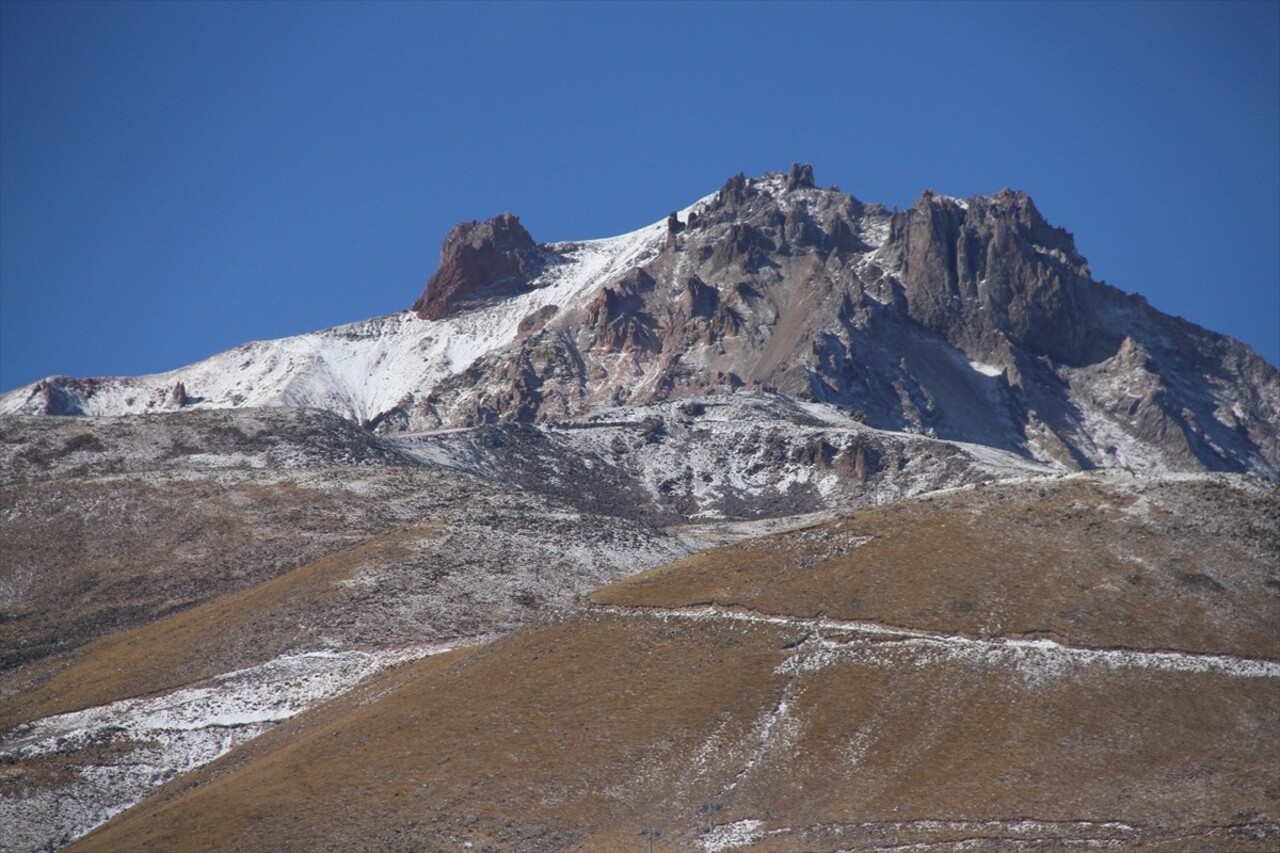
786;162;815;191
412;213;542;321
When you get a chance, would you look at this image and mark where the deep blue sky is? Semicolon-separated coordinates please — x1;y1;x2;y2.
2;1;1278;392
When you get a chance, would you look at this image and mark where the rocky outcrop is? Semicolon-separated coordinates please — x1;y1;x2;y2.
516;304;558;338
785;161;815;191
412;213;546;320
406;167;1278;478
888;189;1108;366
29;378;87;416
587;268;659;353
678;276;719;319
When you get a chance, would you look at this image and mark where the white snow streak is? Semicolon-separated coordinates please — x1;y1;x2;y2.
701;818;766;851
968;360;1004;378
1;643;460;853
592;605;1280;680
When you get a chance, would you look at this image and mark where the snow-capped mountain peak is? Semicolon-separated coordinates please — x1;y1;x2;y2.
4;166;1277;479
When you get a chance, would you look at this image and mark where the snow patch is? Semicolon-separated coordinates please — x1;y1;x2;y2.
700;819;765;852
1;643;457;853
968;360;1004;378
593;605;1280;681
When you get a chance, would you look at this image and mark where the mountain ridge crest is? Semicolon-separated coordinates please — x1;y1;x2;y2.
3;165;1277;480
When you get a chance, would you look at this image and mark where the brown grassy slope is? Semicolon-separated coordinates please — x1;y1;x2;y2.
0;474;398;670
72;614;790;852
593;474;1280;659
72;611;1279;852
3;463;686;729
0;463;509;686
0;522;434;730
73;474;1280;852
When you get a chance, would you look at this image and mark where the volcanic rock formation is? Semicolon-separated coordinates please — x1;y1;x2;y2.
4;165;1278;480
411;168;1278;478
411;212;548;320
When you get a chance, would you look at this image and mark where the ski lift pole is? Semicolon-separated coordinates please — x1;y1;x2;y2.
639;827;661;852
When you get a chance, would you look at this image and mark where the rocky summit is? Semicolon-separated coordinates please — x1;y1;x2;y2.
5;165;1276;479
2;166;1278;852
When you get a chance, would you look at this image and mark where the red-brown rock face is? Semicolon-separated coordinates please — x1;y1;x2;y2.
412;213;542;320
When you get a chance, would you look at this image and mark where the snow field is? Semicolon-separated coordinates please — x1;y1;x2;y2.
0;197;701;423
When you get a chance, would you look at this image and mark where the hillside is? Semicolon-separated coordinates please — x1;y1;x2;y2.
65;474;1280;852
2;400;1047;851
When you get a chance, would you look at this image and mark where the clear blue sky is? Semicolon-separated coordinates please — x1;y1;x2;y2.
2;1;1277;392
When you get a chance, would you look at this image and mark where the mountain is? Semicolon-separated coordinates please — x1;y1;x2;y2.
3;166;1279;852
4;165;1277;479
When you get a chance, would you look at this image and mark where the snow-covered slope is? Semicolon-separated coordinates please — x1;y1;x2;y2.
1;644;455;853
0;202;695;423
387;394;1056;522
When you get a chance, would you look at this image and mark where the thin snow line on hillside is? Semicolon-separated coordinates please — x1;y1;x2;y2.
590;604;1280;679
842;837;1129;852
810;818;1140;835
703;818;1143;853
717;678;804;801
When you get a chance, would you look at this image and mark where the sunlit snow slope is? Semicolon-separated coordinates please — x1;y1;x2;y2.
0;205;691;423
